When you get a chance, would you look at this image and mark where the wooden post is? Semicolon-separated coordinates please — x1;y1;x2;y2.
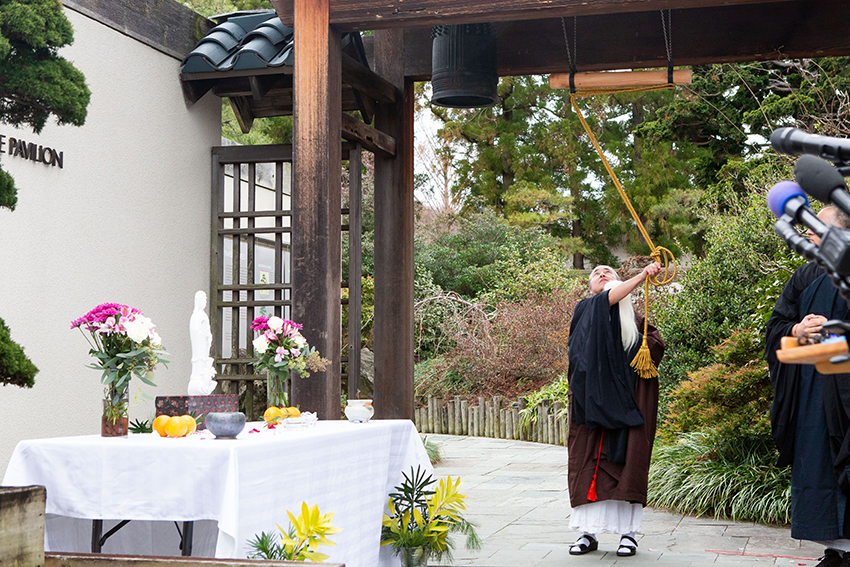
427;396;435;433
447;400;455;435
500;408;507;438
0;486;45;567
562;415;569;446
553;401;564;444
539;401;549;444
291;0;342;419
373;29;414;419
518;396;527;440
454;396;463;434
434;397;443;434
493;396;502;438
347;145;363;400
460;399;469;435
477;398;485;437
548;414;556;445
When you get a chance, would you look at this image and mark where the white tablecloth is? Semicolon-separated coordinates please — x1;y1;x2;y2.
2;419;432;567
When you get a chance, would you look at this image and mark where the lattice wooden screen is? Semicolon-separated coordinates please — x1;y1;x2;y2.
210;143;361;419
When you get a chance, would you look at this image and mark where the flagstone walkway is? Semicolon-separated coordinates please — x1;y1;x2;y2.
428;434;822;567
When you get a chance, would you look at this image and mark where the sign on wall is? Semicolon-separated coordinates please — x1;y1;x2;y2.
0;134;63;168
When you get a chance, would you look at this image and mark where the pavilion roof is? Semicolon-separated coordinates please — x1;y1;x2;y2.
180;11;374;131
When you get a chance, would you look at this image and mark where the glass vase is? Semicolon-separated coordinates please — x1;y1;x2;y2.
101;383;129;437
266;370;289;408
101;399;128;437
399;547;429;567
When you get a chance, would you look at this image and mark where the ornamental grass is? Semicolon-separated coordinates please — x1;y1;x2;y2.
648;431;791;525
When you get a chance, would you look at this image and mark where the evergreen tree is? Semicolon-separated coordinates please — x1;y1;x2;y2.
0;0;90;386
425;76;701;267
0;317;37;388
0;0;90;211
638;58;850;209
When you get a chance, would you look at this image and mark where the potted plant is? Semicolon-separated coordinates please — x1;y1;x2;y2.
381;466;480;567
247;502;342;562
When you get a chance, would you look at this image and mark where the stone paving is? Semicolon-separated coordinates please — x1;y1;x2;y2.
427;434;824;567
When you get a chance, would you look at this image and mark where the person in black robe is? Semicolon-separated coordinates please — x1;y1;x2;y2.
766;206;850;567
567;262;665;558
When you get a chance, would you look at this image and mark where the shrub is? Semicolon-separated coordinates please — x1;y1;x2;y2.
413;273;470;361
426;289;583;399
416;209;557;298
655;170;801;394
414;357;480;401
0;317;38;388
518;374;569;430
482;247;585;305
662;329;772;440
649;431;790;525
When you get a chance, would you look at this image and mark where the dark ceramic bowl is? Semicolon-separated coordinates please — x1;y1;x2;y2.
205;412;246;439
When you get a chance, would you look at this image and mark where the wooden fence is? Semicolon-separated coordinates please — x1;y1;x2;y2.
414;396;567;446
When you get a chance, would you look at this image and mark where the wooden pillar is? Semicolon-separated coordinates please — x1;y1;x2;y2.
291;0;342;419
373;29;414;420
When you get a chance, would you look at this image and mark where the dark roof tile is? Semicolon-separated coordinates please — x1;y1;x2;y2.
182;11;297;74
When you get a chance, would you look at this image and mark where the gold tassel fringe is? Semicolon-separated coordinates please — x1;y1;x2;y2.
630;278;658;379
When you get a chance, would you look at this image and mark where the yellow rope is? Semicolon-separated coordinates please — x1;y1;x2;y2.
569;89;677;378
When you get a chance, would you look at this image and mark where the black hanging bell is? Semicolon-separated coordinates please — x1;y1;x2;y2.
431;24;498;108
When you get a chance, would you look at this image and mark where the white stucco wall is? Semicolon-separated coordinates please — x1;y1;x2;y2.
0;8;221;477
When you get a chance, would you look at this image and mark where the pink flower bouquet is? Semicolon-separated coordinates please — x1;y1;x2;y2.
250;316;328;407
72;303;168;423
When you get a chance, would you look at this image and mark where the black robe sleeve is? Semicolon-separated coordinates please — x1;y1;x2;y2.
568;291;645;432
766;261;823;467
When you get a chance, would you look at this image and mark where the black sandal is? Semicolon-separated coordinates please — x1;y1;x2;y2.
569;535;598;555
617;535;638;557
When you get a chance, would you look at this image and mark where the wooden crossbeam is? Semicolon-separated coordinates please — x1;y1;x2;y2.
341;113;397;157
271;0;790;30
228;96;254;133
371;0;850;80
342;53;400;104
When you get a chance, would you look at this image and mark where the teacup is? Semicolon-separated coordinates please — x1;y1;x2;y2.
345;399;374;423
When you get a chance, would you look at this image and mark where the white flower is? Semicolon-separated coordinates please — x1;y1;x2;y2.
267;316;284;332
151;332;162;347
253;335;270;353
294;334;307;348
124;318;151;343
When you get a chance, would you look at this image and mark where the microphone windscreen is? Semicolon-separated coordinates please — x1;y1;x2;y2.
794;154;847;202
767;181;807;218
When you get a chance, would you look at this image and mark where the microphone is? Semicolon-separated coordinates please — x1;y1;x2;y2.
771;127;850;164
767;180;850;278
767;180;827;236
774;214;820;262
794;155;850;217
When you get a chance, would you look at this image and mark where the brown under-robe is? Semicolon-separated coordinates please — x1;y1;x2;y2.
567;315;664;508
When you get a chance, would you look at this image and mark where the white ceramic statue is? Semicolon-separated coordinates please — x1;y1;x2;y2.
188;290;217;396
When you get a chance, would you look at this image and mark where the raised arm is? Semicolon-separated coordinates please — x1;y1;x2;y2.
607;262;662;305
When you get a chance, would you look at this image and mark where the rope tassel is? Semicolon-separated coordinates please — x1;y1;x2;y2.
631;278;658;379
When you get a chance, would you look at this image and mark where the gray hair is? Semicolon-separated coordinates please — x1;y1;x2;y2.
588;265;621;289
